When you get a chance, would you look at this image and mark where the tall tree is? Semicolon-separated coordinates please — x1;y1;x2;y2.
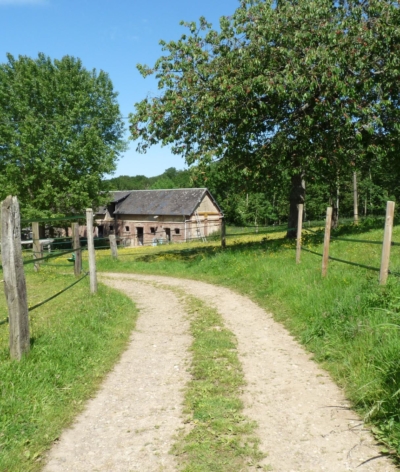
130;0;400;233
0;53;125;219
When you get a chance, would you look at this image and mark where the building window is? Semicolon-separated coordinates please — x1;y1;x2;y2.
125;226;130;232
175;228;180;235
150;227;156;234
110;225;114;231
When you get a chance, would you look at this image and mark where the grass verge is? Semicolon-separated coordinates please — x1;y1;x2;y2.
169;290;265;471
0;263;138;472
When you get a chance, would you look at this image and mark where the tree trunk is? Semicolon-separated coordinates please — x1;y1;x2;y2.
353;171;359;224
332;203;339;229
287;174;305;238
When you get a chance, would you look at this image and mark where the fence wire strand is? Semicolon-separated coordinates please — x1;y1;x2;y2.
29;272;89;312
21;215;85;224
301;247;381;272
23;246;83;266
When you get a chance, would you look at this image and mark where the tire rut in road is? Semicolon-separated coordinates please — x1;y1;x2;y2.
43;278;192;472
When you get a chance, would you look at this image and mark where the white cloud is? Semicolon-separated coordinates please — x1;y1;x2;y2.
0;0;48;5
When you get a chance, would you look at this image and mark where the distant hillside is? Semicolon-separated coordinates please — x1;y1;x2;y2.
104;167;192;191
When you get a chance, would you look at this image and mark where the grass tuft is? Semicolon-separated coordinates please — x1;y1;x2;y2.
171;292;265;471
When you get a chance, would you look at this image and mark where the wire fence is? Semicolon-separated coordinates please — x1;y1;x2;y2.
299;204;400;281
301;247;383;273
2;208;397;330
20;214;85;225
29;272;89;312
0;212;91;329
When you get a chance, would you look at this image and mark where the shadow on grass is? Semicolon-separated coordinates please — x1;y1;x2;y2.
125;237;295;264
332;216;386;237
107;216;392;267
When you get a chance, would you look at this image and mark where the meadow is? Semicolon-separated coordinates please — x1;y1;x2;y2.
2;218;400;470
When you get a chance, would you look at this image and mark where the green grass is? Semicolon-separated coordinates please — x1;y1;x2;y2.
95;219;400;459
3;217;400;469
0;263;138;472
169;291;265;471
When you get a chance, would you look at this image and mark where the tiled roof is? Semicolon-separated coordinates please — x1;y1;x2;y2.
110;191;132;203
96;191;132;215
115;188;217;216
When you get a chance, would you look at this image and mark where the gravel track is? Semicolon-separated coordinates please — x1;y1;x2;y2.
43;273;398;472
43;278;192;472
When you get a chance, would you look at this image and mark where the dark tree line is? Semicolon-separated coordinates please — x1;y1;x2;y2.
105;167;192;191
105;162;393;228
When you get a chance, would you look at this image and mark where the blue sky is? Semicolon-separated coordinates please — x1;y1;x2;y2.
0;0;240;177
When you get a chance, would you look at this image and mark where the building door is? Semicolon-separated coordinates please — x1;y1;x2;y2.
165;228;171;242
137;227;144;245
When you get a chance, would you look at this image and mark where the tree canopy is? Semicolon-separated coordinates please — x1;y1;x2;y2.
105;167;192;191
0;53;125;219
130;0;400;231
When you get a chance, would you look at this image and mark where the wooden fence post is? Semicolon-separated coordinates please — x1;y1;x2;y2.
1;196;30;360
86;208;97;294
221;218;226;249
72;222;82;276
379;201;395;285
322;207;333;277
109;234;118;259
32;221;41;272
296;203;304;264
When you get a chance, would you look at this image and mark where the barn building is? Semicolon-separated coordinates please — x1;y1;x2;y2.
95;188;223;246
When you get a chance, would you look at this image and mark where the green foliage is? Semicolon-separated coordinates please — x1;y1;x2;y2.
150;176;175;189
192;161;290;225
0;53;126;219
106;174;151;190
105;166;192;191
130;0;400;229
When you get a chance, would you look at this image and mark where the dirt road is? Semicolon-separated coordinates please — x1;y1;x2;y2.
43;273;397;472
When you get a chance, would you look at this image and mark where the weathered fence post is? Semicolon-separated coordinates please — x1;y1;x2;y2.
109;234;118;259
221;218;226;249
379;201;395;285
86;208;97;294
32;221;42;272
1;196;30;360
322;207;333;277
296;203;304;264
72;222;82;276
